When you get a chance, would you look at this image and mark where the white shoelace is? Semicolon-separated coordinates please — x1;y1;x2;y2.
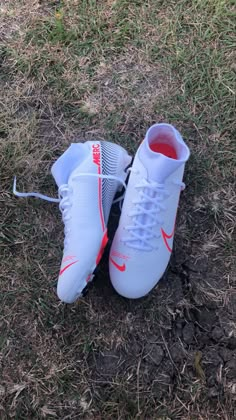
13;173;127;246
122;169;185;251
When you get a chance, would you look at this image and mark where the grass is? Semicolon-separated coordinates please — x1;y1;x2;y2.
0;0;235;418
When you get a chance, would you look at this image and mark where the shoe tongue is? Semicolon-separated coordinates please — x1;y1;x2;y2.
139;137;183;183
51;143;88;187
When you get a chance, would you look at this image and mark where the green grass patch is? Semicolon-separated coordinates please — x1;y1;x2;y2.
25;1;144;55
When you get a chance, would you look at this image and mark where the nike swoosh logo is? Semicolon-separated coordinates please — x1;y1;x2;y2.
161;226;175;253
110;257;126;272
59;260;78;276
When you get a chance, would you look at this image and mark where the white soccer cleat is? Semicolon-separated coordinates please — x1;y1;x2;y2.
51;141;132;303
13;141;132;303
109;123;190;299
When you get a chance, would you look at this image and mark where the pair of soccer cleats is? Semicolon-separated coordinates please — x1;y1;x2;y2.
14;123;190;302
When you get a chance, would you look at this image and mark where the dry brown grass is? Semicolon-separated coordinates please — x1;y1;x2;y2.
1;0;235;418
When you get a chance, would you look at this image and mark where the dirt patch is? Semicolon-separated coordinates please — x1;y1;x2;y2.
82;207;236;418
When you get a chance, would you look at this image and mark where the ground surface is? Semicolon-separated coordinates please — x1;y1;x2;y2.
0;1;235;418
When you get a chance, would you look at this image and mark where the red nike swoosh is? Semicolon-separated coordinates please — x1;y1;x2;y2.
161;225;175;253
110;257;126;272
59;260;78;276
